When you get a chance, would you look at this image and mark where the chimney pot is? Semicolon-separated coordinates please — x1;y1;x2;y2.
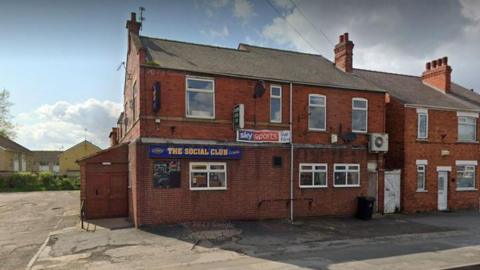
131;12;137;22
422;57;452;93
334;32;354;72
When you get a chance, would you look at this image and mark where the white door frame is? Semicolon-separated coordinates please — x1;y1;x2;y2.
437;168;450;211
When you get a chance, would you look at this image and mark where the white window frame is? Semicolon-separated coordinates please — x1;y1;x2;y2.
333;163;360;187
456;161;477;191
457;115;477;142
299;163;328;188
416;164;426;192
270;85;282;123
352;98;368;133
189;162;227;191
417;108;428;139
185;76;215;119
308;94;326;131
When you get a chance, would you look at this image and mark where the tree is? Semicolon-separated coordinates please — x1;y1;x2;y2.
0;89;15;139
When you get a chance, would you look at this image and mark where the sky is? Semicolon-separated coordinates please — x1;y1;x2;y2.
1;0;480;150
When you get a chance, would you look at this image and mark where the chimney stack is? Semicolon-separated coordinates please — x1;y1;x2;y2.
422;57;452;93
334;33;354;72
126;12;141;35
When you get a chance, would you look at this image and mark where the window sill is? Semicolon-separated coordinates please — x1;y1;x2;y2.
190;188;227;191
456;141;479;144
333;185;361;188
352;130;368;134
185;115;216;120
416;138;428;142
308;128;327;132
300;186;328;189
456;188;478;192
416;189;428;193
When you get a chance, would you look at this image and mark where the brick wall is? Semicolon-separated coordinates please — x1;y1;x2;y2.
129;142;384;226
135;68;386;145
399;107;480;212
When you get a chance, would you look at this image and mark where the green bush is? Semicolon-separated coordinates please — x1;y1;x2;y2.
39;172;56;189
0;173;80;192
7;173;38;190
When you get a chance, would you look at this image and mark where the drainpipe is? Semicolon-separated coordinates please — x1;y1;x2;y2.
289;82;294;222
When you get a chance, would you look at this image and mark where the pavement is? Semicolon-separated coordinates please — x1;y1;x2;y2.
3;191;480;270
0;191;79;270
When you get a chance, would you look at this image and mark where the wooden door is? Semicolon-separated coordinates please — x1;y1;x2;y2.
86;173;128;219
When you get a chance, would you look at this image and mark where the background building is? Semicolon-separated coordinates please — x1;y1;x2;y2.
0;135;32;173
32;151;62;174
59;141;101;176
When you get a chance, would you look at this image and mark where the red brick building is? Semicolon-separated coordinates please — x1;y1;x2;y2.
80;14;390;226
355;60;480;213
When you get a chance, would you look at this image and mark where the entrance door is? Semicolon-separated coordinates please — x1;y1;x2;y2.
437;171;448;211
384;170;401;214
86;173;128;219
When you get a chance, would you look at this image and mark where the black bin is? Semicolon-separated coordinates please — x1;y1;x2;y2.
356;196;375;220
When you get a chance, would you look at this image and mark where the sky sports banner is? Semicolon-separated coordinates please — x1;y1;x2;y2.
237;129;291;143
149;144;242;159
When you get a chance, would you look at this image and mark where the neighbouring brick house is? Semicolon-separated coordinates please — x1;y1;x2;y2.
80;13;390;226
0;135;32;173
59;140;101;176
32;151;62;174
355;60;480;213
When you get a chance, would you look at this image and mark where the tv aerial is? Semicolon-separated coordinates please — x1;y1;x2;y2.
139;7;146;30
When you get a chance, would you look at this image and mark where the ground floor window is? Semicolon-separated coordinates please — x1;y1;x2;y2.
190;162;227;190
417;165;426;191
456;165;476;190
299;163;327;188
334;164;360;187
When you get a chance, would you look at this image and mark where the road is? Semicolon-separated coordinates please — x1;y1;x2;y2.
0;191;78;270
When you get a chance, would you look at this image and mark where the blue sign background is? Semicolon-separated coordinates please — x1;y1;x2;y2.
149;144;242;159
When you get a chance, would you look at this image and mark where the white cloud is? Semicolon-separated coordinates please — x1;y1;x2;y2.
14;99;121;150
201;25;230;39
460;0;480;22
260;1;480;91
234;0;255;23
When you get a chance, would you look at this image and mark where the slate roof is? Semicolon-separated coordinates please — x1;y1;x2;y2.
0;136;31;153
353;69;480;111
138;35;384;92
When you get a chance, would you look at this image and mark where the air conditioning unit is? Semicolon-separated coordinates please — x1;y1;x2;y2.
369;133;389;153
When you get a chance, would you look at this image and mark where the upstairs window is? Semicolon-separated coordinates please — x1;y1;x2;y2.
186;77;215;119
308;94;326;131
334;164;360;187
132;81;137;121
417;109;428;139
352;98;368;133
458;115;477;142
270;85;282;123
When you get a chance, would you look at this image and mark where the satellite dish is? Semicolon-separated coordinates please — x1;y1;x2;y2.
253;80;266;98
341;132;357;143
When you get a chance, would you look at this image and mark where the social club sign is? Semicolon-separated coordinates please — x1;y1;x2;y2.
149;144;242;159
237;129;291;143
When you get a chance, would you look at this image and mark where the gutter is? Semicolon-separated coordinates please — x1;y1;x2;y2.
404;103;480;113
